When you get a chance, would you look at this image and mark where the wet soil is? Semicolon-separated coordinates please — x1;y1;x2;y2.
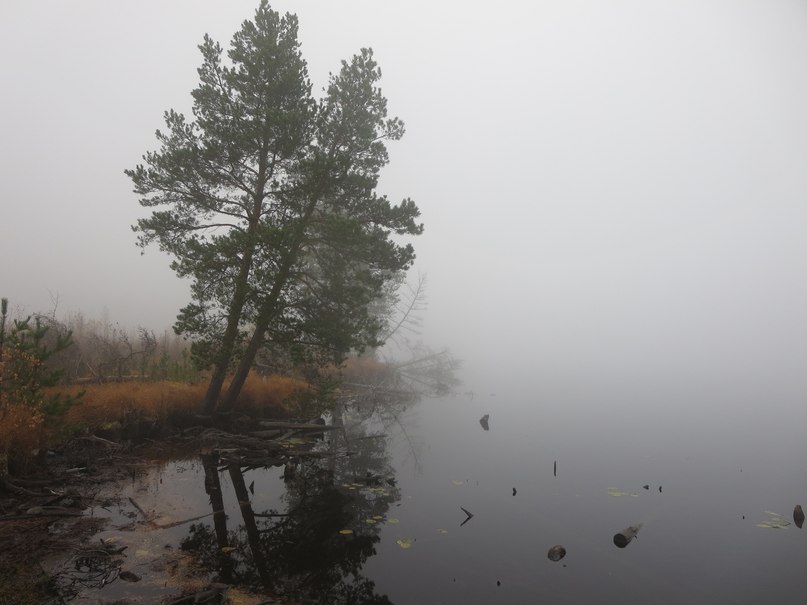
0;418;295;605
0;438;135;604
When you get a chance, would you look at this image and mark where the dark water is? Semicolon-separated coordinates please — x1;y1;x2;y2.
84;386;807;604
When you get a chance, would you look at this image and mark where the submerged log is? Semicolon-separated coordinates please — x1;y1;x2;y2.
613;523;643;548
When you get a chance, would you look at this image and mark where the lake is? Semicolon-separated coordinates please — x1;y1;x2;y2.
72;378;807;604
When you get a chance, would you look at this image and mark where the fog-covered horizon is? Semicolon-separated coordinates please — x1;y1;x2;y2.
3;1;807;398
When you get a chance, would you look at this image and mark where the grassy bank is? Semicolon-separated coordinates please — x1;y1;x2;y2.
0;374;311;472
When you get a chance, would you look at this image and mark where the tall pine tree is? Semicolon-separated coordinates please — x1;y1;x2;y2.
127;2;422;412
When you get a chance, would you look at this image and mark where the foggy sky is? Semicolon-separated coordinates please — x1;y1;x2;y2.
3;1;807;397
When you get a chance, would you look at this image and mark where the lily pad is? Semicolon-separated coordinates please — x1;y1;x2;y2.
451;480;465;486
338;529;354;535
396;538;415;549
387;517;400;524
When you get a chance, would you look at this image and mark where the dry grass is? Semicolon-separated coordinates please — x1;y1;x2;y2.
59;374;309;428
61;380;202;429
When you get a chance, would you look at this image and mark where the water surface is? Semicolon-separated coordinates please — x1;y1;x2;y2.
79;384;807;604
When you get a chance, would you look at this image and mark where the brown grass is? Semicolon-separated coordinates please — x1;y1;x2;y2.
60;374;309;427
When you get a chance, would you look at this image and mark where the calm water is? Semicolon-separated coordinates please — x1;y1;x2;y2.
82;384;807;604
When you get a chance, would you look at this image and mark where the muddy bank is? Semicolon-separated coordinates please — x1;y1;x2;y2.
0;417;318;604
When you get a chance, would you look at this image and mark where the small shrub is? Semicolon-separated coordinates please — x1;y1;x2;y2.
0;298;82;470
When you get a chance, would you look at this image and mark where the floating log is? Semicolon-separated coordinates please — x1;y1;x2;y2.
794;505;805;529
613;523;643;548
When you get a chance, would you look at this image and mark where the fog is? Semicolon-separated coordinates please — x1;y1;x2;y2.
3;0;807;408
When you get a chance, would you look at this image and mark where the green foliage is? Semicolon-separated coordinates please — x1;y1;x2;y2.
0;298;83;420
127;1;422;410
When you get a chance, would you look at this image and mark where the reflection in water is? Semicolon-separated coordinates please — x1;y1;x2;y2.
181;396;413;603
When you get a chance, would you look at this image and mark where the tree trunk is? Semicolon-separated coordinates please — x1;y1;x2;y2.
219;197;319;411
202;254;254;413
220;326;267;411
203;152;272;413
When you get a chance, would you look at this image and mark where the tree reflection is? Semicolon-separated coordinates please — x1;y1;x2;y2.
182;397;409;604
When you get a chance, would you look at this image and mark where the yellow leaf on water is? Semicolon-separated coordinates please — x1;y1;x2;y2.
221;546;236;553
339;529;353;535
607;488;638;497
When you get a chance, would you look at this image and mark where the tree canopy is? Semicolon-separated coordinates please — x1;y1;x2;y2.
126;1;422;412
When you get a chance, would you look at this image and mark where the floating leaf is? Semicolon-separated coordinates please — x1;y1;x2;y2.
757;511;791;529
451;480;465;486
283;437;308;445
437;528;449;534
339;529;353;535
607;487;639;498
365;518;377;525
373;515;384;520
221;546;236;553
387;518;400;524
396;538;414;549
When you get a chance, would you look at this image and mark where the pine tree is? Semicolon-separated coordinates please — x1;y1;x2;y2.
127;2;422;413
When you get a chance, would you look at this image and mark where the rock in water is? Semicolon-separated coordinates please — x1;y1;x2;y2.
479;414;490;431
547;545;566;561
794;505;805;529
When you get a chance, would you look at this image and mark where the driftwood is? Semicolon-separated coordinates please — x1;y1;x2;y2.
0;476;53;498
257;421;338;432
0;506;83;521
165;583;229;604
128;496;150;520
79;434;122;449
